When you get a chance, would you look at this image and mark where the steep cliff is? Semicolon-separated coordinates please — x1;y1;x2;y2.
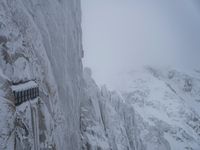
0;0;83;149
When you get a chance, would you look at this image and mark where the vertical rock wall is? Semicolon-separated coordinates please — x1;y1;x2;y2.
0;0;83;149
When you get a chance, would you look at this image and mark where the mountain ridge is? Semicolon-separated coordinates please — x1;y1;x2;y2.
82;66;200;150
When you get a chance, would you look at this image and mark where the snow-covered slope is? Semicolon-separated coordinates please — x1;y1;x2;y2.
0;0;83;149
121;67;200;150
82;67;200;150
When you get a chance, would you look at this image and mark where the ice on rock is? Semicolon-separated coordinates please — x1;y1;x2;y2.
0;0;83;149
81;68;145;150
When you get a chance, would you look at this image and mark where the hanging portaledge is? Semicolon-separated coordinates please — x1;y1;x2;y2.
11;80;39;106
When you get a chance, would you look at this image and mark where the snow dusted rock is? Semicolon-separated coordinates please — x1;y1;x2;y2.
81;68;110;150
82;66;200;150
81;68;144;150
0;0;83;149
121;67;200;150
1;1;199;150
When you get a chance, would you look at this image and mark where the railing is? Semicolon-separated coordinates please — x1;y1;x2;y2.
12;81;39;106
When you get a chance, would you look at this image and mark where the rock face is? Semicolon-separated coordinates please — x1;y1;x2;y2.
81;68;145;150
0;0;83;149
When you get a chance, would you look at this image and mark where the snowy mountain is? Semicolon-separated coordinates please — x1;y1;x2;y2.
0;0;83;149
82;67;200;150
1;0;200;150
121;67;200;150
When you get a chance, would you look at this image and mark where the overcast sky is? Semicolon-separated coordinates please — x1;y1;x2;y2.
82;0;200;88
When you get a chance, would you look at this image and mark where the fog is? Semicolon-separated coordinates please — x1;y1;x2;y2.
82;0;200;88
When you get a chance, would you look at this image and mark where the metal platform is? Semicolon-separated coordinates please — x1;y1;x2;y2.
11;81;39;106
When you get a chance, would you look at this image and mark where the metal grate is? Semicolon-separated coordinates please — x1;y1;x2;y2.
12;81;39;106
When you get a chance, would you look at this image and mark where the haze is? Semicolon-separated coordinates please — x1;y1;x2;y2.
82;0;200;88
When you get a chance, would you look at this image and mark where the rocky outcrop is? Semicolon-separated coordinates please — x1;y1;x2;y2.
81;68;144;150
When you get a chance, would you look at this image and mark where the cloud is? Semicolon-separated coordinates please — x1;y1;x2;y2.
82;0;200;87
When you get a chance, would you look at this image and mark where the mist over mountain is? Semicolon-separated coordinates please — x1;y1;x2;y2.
82;0;200;87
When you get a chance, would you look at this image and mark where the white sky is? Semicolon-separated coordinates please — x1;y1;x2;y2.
82;0;200;88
